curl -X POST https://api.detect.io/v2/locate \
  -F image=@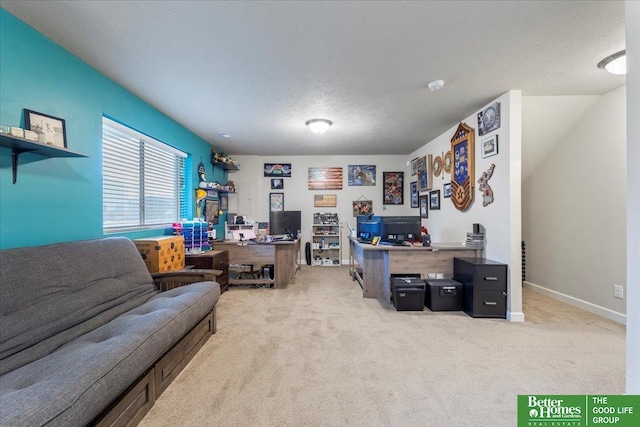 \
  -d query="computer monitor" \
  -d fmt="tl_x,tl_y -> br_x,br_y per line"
356,215 -> 381,242
269,210 -> 301,237
380,216 -> 421,243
